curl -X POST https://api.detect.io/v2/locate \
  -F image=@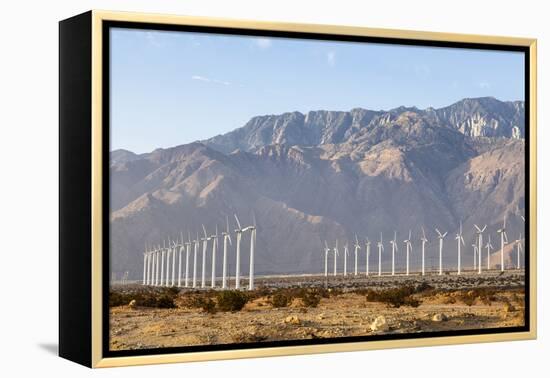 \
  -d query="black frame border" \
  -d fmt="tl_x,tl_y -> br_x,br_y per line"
101,20 -> 531,359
